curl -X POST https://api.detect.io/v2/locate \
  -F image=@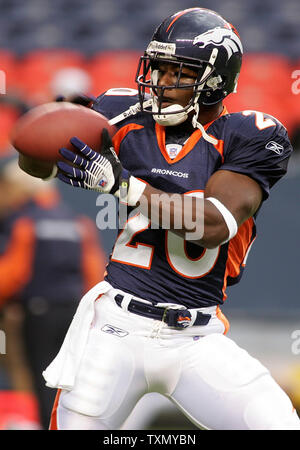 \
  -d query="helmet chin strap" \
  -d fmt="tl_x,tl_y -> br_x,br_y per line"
153,95 -> 218,145
191,102 -> 218,145
108,99 -> 152,126
152,99 -> 193,126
